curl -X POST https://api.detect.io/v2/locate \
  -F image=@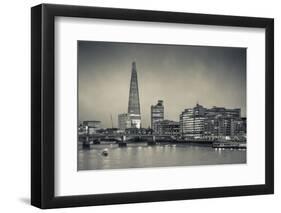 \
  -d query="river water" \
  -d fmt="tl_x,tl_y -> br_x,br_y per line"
78,143 -> 246,170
